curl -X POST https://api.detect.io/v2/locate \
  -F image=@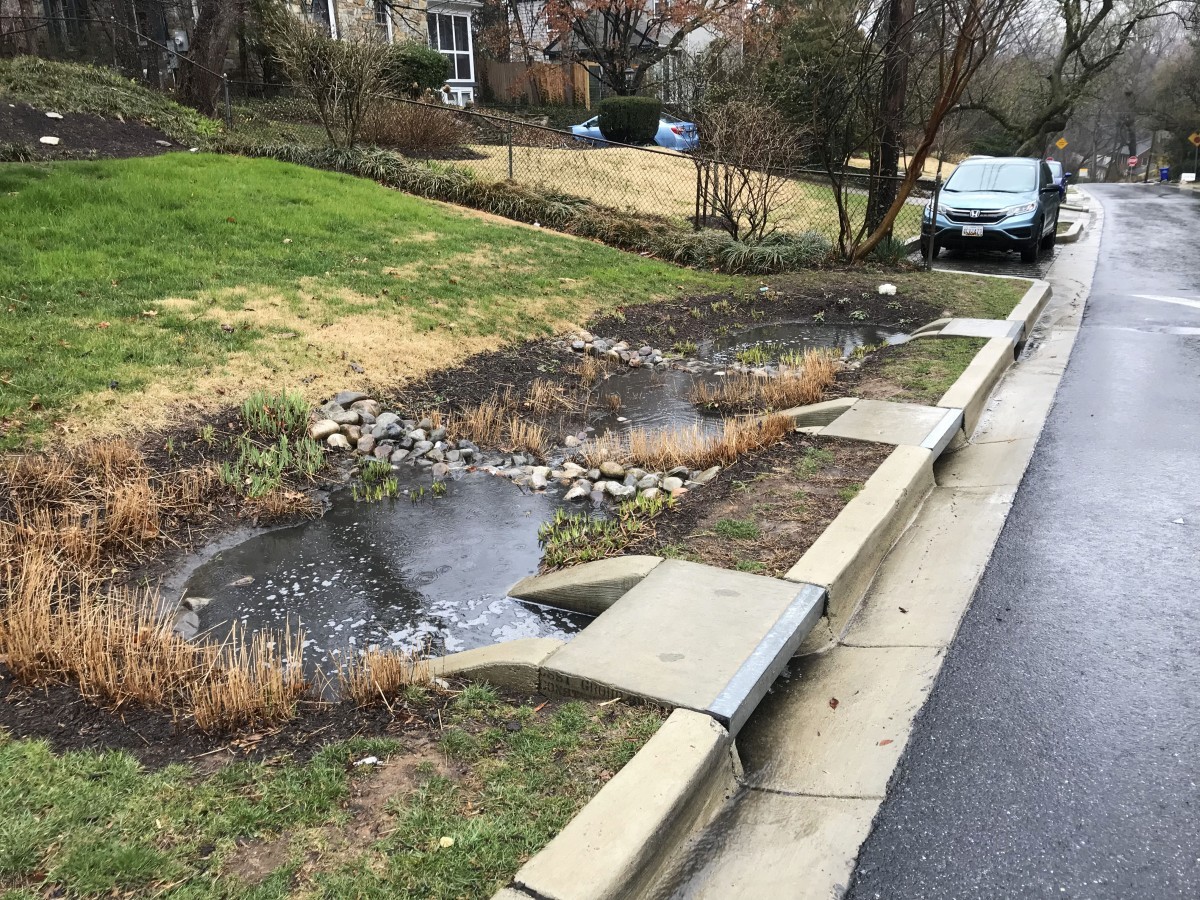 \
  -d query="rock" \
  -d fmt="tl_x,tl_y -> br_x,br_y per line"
172,609 -> 199,638
417,417 -> 433,431
427,448 -> 444,463
410,440 -> 433,458
562,461 -> 586,477
613,341 -> 630,352
446,449 -> 461,463
398,436 -> 414,450
45,111 -> 63,119
599,460 -> 625,479
661,476 -> 684,492
457,439 -> 478,451
629,357 -> 642,368
692,466 -> 721,485
390,450 -> 408,465
39,135 -> 60,145
181,596 -> 212,611
408,428 -> 427,442
578,330 -> 595,342
637,474 -> 660,490
459,447 -> 476,461
358,412 -> 376,426
511,453 -> 527,467
670,486 -> 689,499
376,412 -> 402,428
344,425 -> 362,442
606,482 -> 636,499
587,468 -> 601,481
641,487 -> 661,501
357,435 -> 376,454
309,419 -> 339,440
333,390 -> 369,407
532,465 -> 551,479
530,471 -> 548,490
592,339 -> 609,352
320,400 -> 345,418
571,339 -> 586,351
416,457 -> 433,469
327,433 -> 350,450
373,443 -> 392,459
330,409 -> 360,425
373,422 -> 403,440
429,426 -> 447,442
623,472 -> 639,487
564,480 -> 593,501
431,462 -> 451,480
619,350 -> 632,363
563,435 -> 582,448
606,350 -> 621,362
667,465 -> 690,477
350,399 -> 381,418
639,346 -> 653,356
